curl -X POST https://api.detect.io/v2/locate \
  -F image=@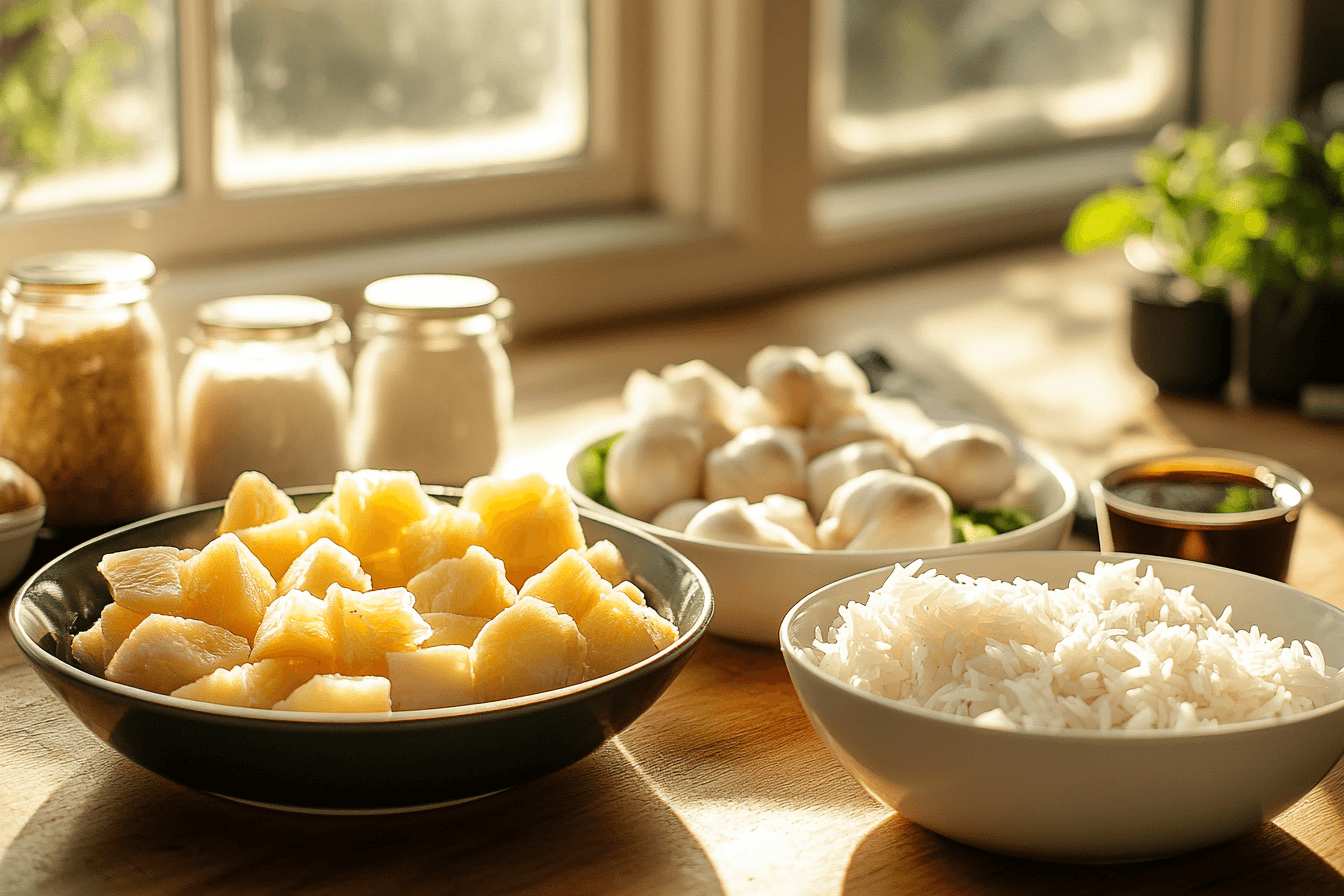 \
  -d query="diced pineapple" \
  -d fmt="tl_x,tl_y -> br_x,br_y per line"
398,502 -> 489,580
360,546 -> 407,591
171,657 -> 320,709
97,546 -> 186,616
100,602 -> 149,667
250,590 -> 338,670
460,473 -> 586,589
407,545 -> 517,617
325,584 -> 432,676
420,613 -> 490,648
613,580 -> 647,607
519,549 -> 609,622
472,596 -> 587,702
277,537 -> 371,598
271,674 -> 392,713
218,470 -> 298,534
331,469 -> 439,560
579,592 -> 679,678
103,614 -> 252,695
71,622 -> 106,676
179,533 -> 277,642
582,540 -> 631,588
387,645 -> 474,711
234,509 -> 348,582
